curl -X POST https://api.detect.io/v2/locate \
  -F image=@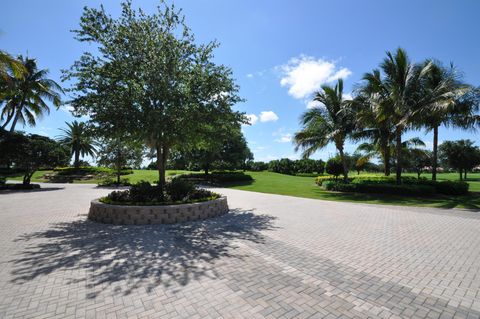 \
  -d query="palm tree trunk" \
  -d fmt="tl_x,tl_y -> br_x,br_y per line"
9,108 -> 21,132
337,144 -> 349,182
9,96 -> 26,132
74,150 -> 80,169
381,139 -> 390,176
464,170 -> 467,180
432,125 -> 438,181
459,170 -> 463,181
395,128 -> 402,185
1,108 -> 15,129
